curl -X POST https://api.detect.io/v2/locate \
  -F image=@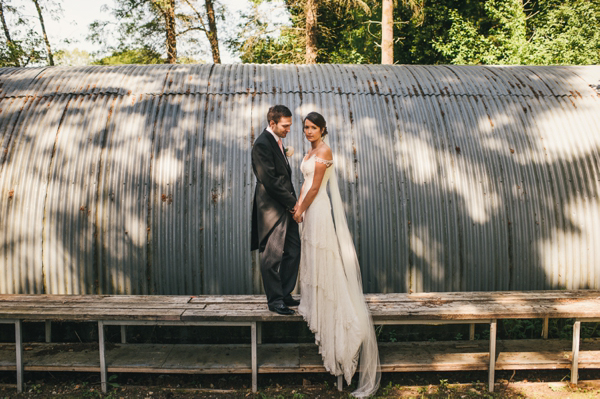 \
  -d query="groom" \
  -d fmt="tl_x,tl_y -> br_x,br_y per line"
251,105 -> 301,315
